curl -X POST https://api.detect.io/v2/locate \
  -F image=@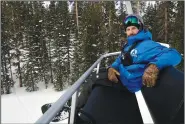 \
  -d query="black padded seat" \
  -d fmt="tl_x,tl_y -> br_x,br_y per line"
142,66 -> 184,124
